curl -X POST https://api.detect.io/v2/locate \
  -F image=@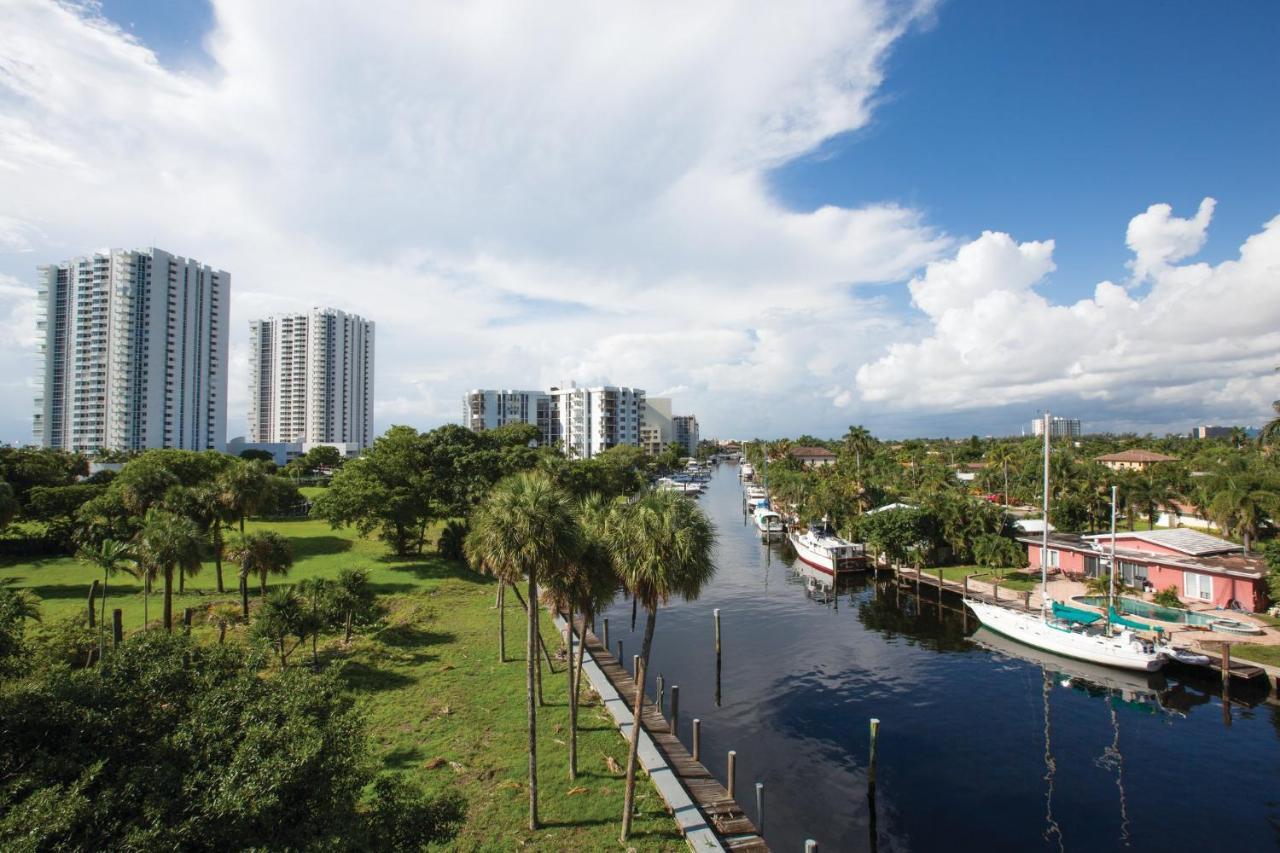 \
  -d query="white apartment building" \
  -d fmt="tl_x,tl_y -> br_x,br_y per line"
673,414 -> 700,457
549,385 -> 645,459
1032,416 -> 1082,438
462,389 -> 552,443
34,248 -> 229,453
248,308 -> 375,451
